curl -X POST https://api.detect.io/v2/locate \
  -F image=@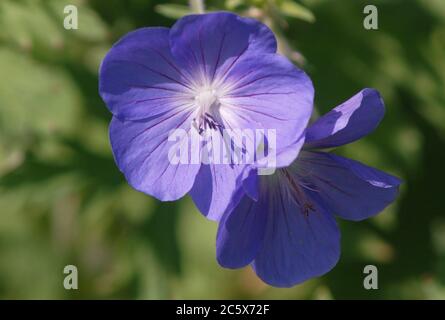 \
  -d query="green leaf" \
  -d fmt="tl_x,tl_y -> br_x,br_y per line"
225,0 -> 244,10
0,0 -> 108,48
0,48 -> 80,137
0,0 -> 63,48
46,0 -> 108,42
155,4 -> 191,19
279,0 -> 315,23
140,201 -> 183,276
